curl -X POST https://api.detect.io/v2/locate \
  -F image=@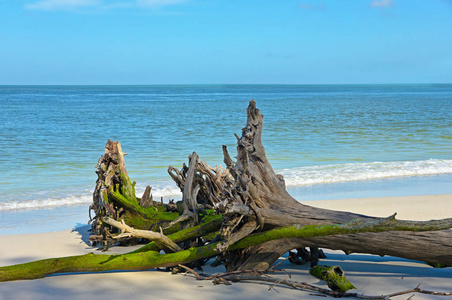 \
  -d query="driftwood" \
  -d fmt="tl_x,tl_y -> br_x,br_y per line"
101,217 -> 182,253
201,275 -> 452,299
214,100 -> 452,270
178,264 -> 452,299
310,265 -> 355,292
90,140 -> 180,237
1,215 -> 451,282
0,100 -> 451,298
